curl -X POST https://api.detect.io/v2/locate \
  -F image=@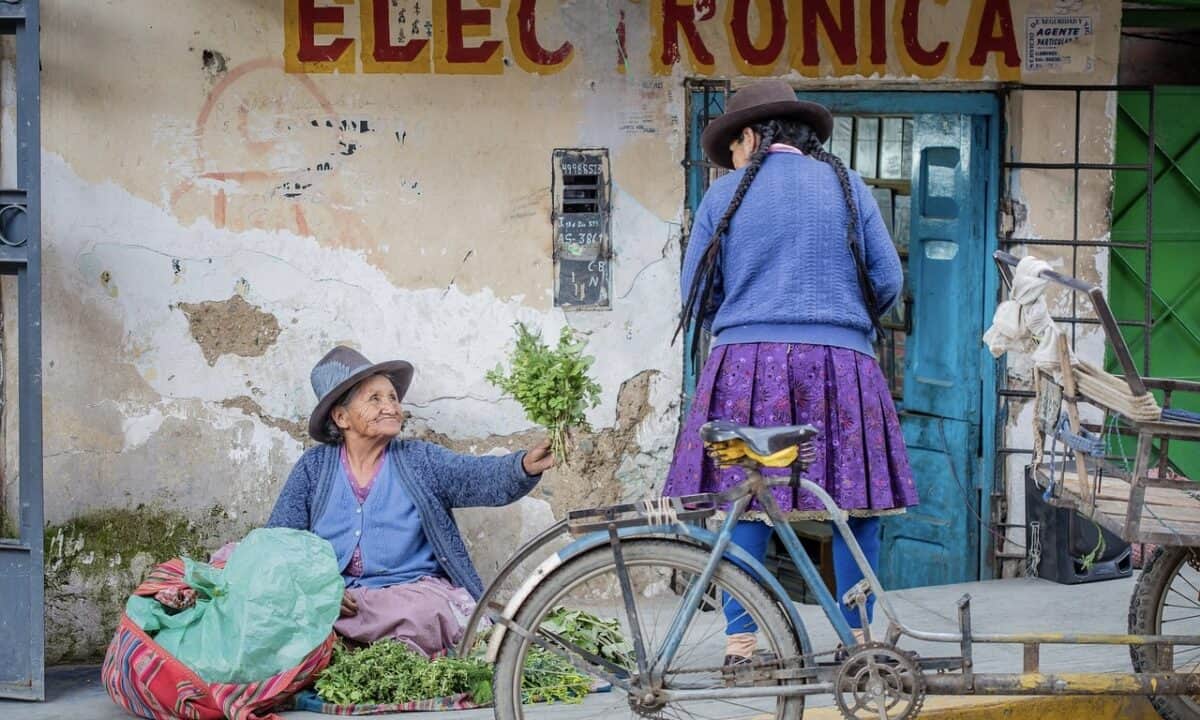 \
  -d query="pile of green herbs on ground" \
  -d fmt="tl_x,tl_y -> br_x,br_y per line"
486,322 -> 602,464
314,607 -> 630,706
315,640 -> 494,707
